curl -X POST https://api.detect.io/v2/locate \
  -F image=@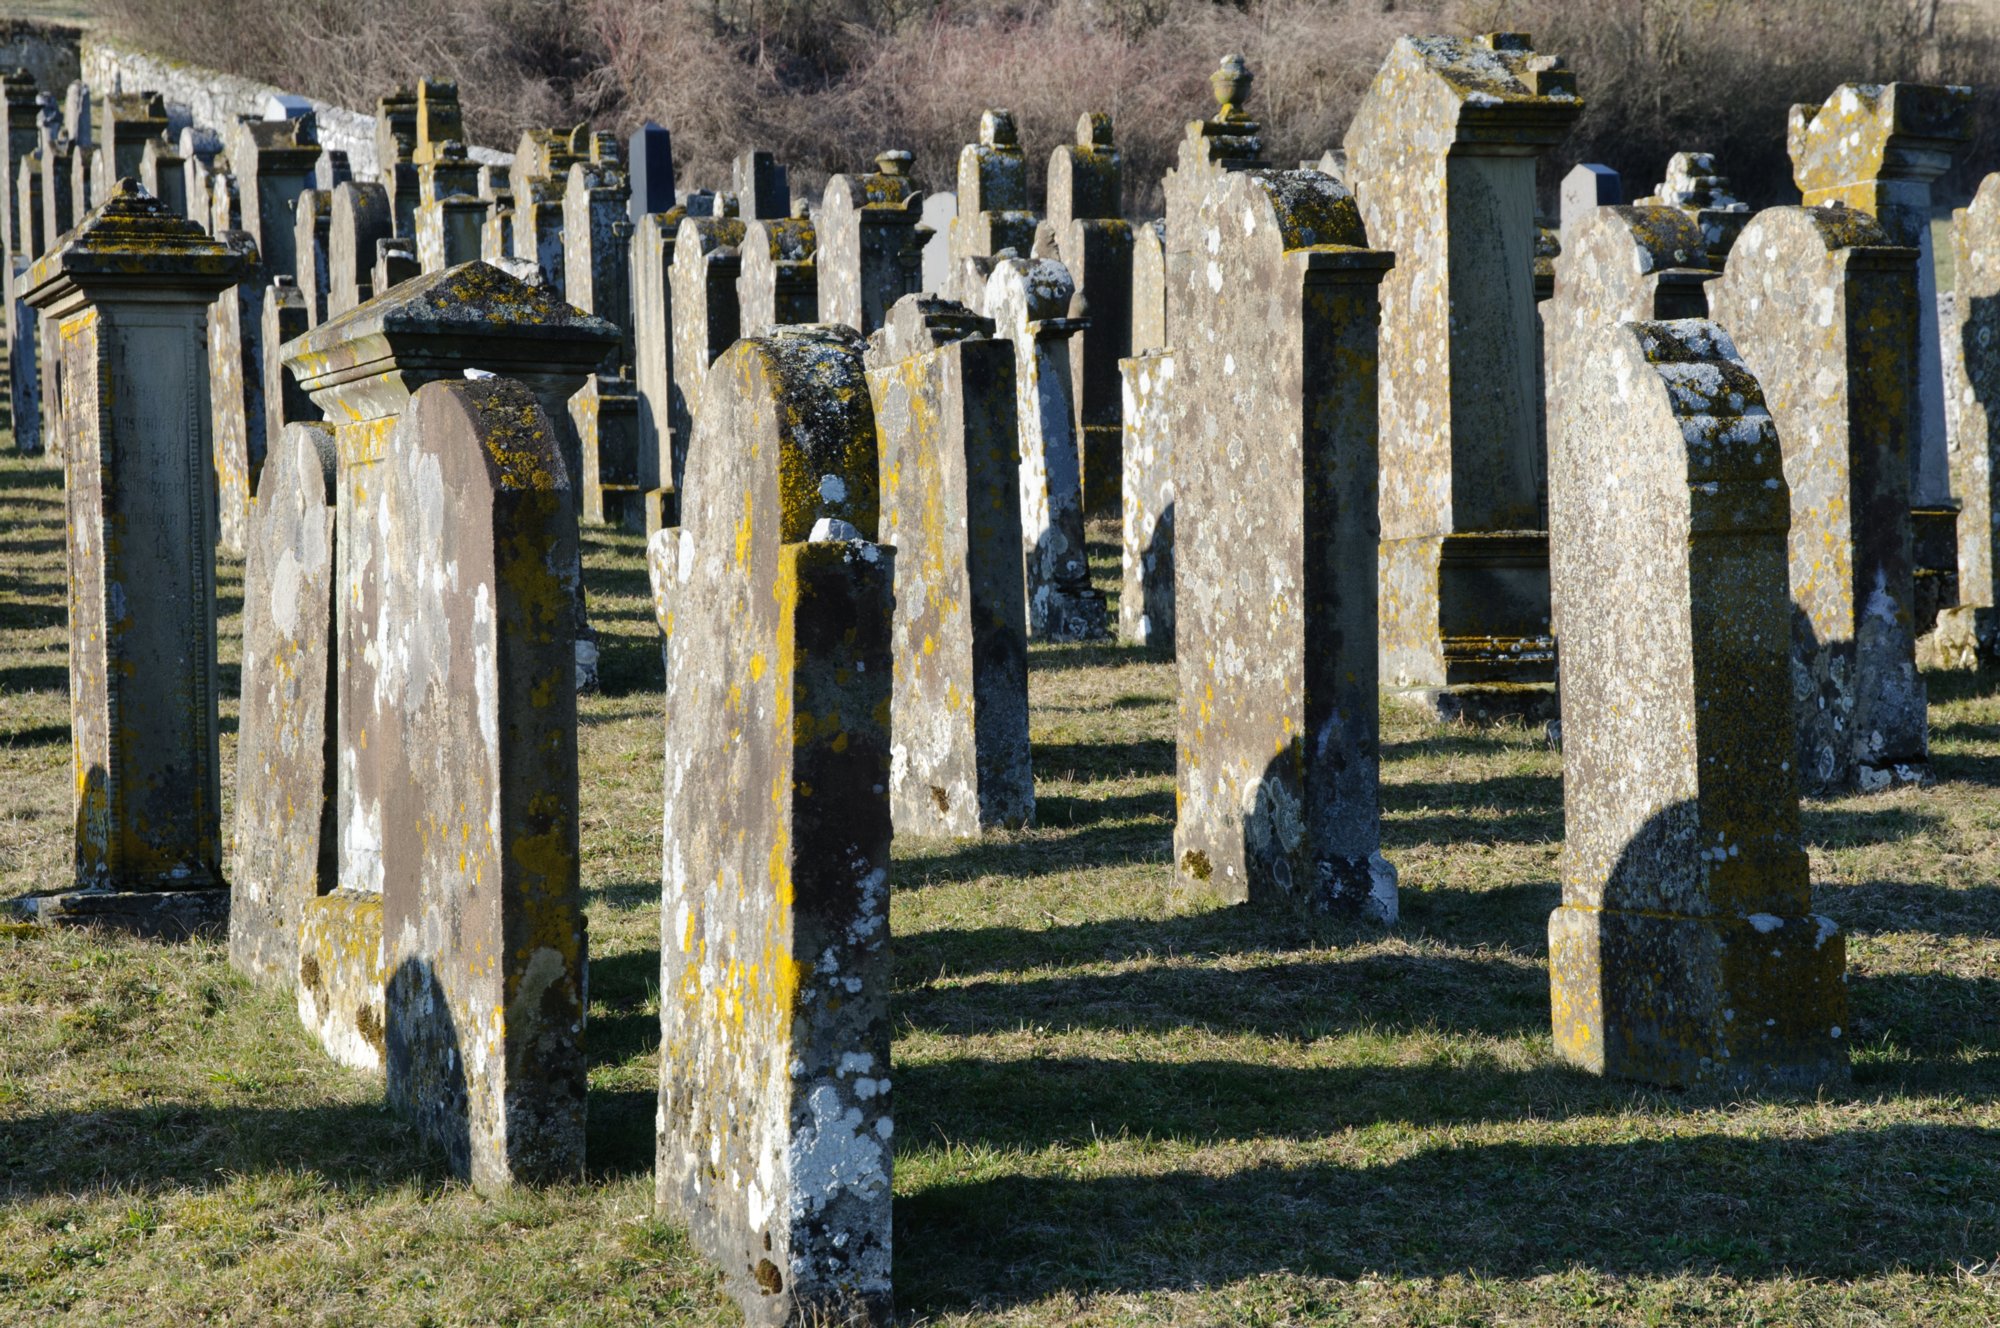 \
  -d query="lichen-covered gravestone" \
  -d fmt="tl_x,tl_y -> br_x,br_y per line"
667,212 -> 747,495
1635,151 -> 1750,264
817,150 -> 924,336
229,421 -> 338,989
946,110 -> 1036,296
1344,33 -> 1580,720
1790,83 -> 1973,629
1708,206 -> 1931,792
1162,56 -> 1265,347
13,180 -> 246,937
867,294 -> 1033,835
985,255 -> 1107,641
1547,317 -> 1847,1090
1937,174 -> 2000,663
1118,346 -> 1174,648
1168,166 -> 1396,920
739,215 -> 818,337
1545,205 -> 1718,385
658,326 -> 894,1326
210,228 -> 268,557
